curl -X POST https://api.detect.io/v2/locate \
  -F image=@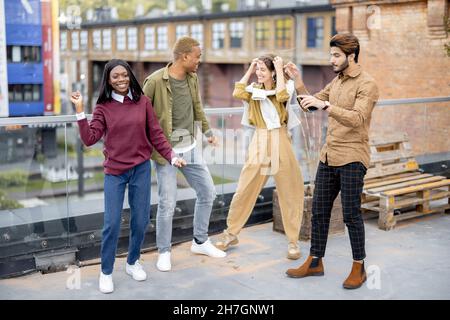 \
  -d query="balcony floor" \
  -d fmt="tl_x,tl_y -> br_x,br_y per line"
1,214 -> 450,300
